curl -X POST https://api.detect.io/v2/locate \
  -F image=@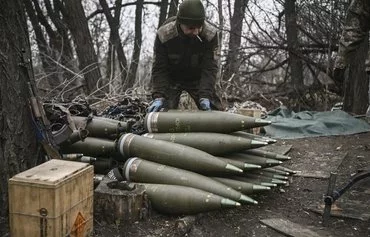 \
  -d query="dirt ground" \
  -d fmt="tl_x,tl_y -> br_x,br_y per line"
93,132 -> 370,237
1,132 -> 369,237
